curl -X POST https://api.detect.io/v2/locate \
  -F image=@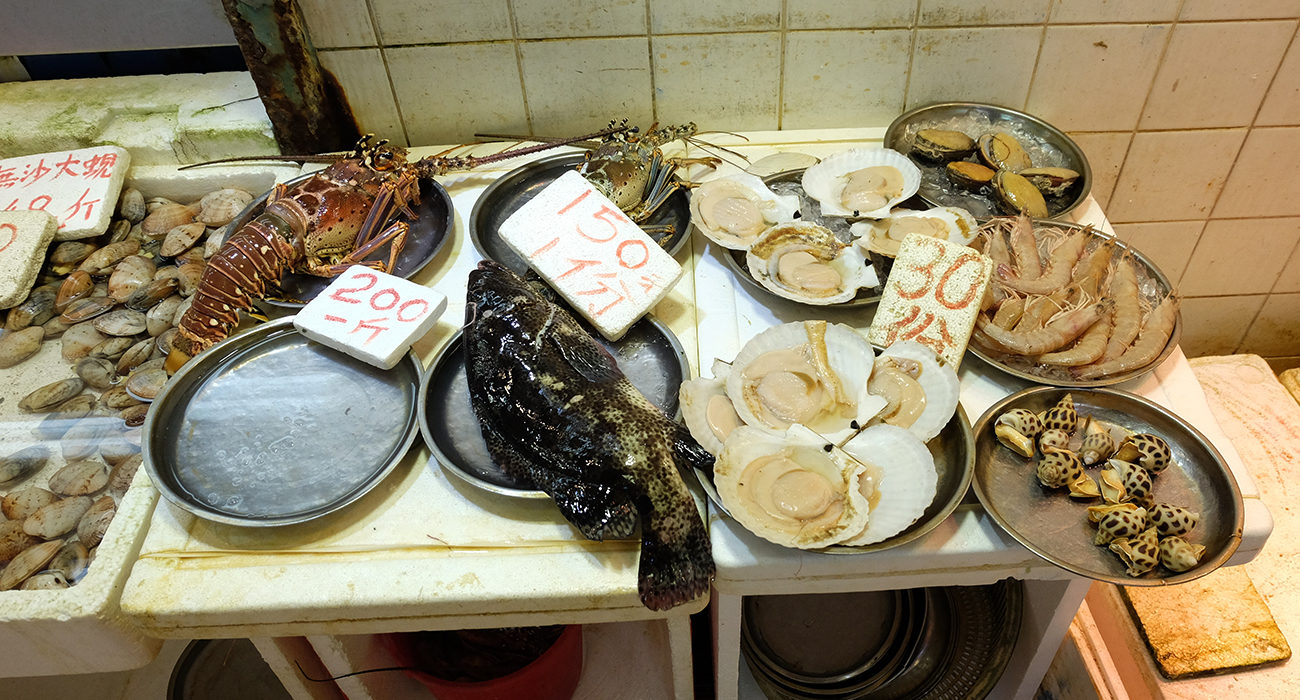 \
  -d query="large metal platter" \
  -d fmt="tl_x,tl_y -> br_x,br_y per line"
966,219 -> 1182,388
700,405 -> 975,555
720,168 -> 888,310
469,152 -> 691,274
144,317 -> 422,526
224,173 -> 454,311
884,102 -> 1092,220
418,315 -> 690,499
972,387 -> 1243,586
